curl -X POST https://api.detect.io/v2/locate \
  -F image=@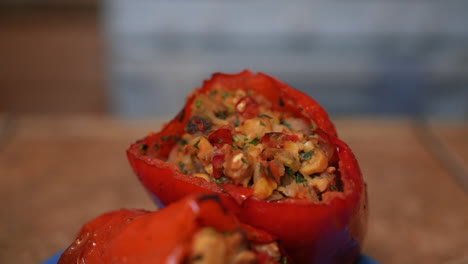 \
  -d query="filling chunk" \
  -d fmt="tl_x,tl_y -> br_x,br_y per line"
188,227 -> 282,264
166,89 -> 342,201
